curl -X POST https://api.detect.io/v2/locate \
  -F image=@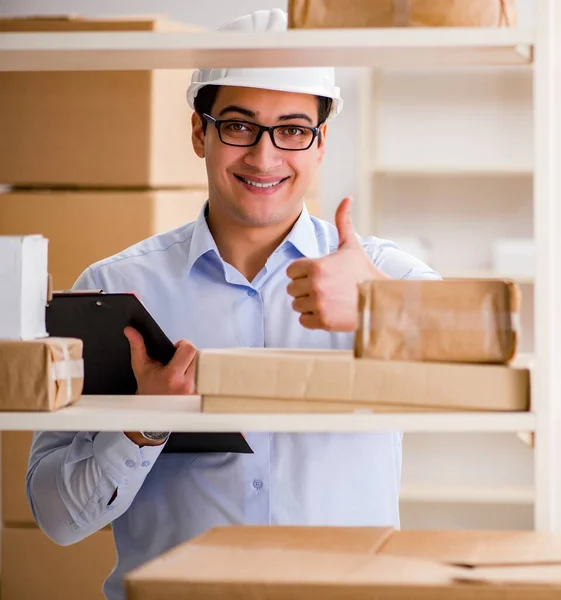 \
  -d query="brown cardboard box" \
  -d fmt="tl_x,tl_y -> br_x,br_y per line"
197,348 -> 530,413
288,0 -> 517,28
0,188 -> 207,289
355,279 -> 520,364
126,525 -> 561,600
0,338 -> 83,411
1,432 -> 34,525
0,16 -> 207,187
1,527 -> 116,600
